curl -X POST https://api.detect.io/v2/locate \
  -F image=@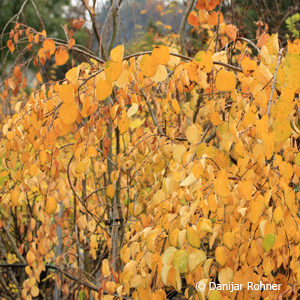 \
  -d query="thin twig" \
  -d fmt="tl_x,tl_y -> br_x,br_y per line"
267,48 -> 284,116
223,37 -> 260,54
140,90 -> 164,136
